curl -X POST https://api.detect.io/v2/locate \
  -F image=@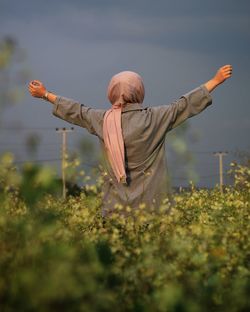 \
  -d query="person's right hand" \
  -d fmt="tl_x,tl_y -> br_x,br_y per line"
28,80 -> 47,98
